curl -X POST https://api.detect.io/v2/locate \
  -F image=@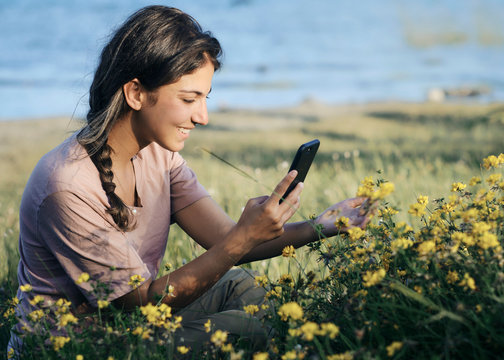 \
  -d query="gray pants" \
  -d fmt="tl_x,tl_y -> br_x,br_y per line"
174,268 -> 270,350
